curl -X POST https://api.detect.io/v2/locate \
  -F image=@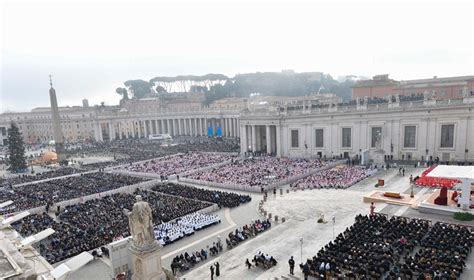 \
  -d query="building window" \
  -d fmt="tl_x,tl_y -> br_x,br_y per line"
291,130 -> 299,148
315,128 -> 324,148
403,126 -> 416,148
440,124 -> 454,148
371,127 -> 382,148
342,127 -> 351,148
